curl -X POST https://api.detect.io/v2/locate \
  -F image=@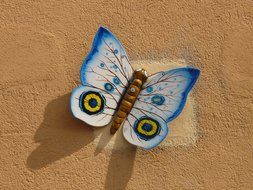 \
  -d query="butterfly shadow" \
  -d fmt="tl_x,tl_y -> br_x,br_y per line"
104,132 -> 137,190
91,119 -> 136,189
105,150 -> 137,189
26,93 -> 98,170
